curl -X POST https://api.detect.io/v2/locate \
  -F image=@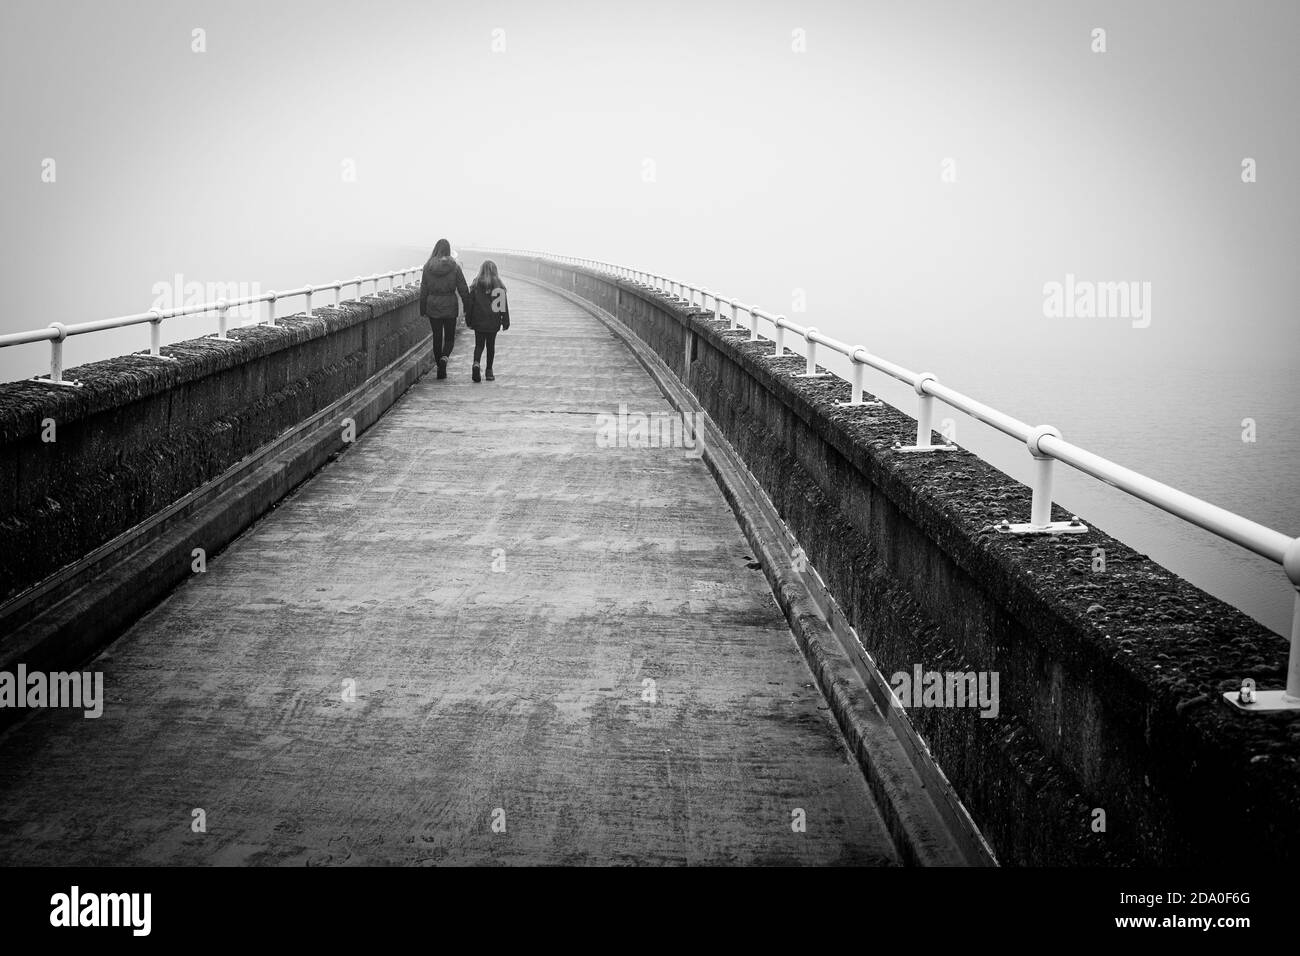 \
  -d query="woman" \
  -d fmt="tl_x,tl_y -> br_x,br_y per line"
465,260 -> 510,382
419,239 -> 471,379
